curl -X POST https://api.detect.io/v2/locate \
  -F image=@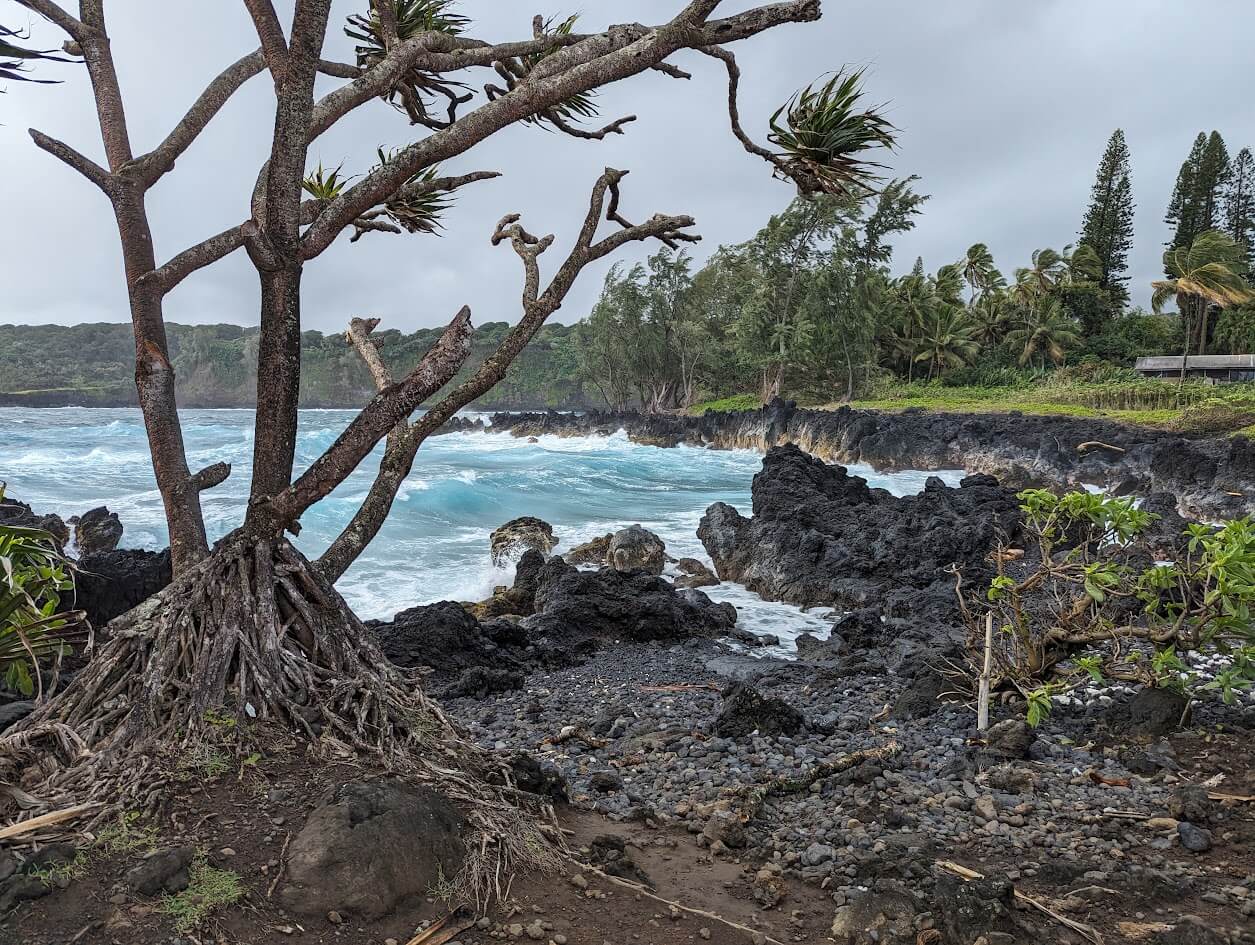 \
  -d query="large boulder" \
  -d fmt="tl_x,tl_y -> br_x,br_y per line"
698,445 -> 1021,659
280,780 -> 466,919
70,506 -> 123,555
76,548 -> 171,629
713,682 -> 803,738
524,557 -> 736,654
607,525 -> 666,575
489,516 -> 557,566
